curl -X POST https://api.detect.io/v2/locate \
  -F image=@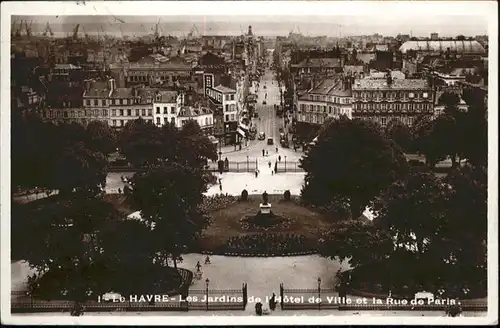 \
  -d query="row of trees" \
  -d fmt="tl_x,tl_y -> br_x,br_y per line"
385,87 -> 487,169
301,112 -> 487,292
12,113 -> 217,312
